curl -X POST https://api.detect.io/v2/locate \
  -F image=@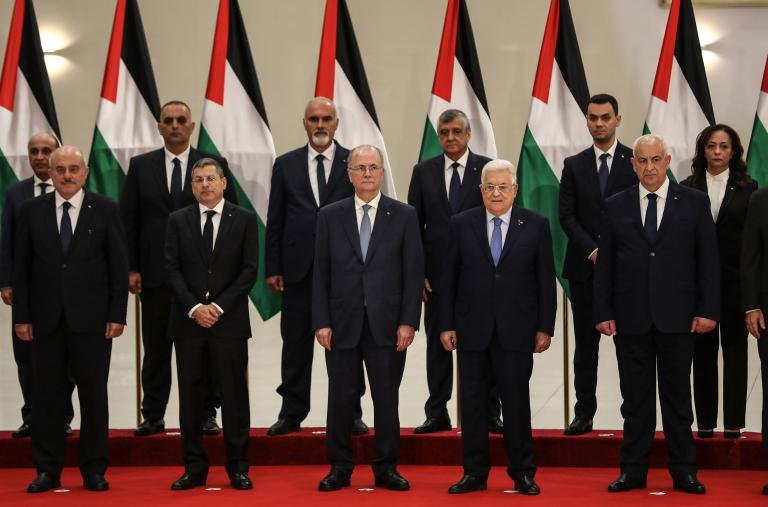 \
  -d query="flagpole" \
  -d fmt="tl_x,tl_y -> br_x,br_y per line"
134,295 -> 142,428
562,290 -> 570,429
